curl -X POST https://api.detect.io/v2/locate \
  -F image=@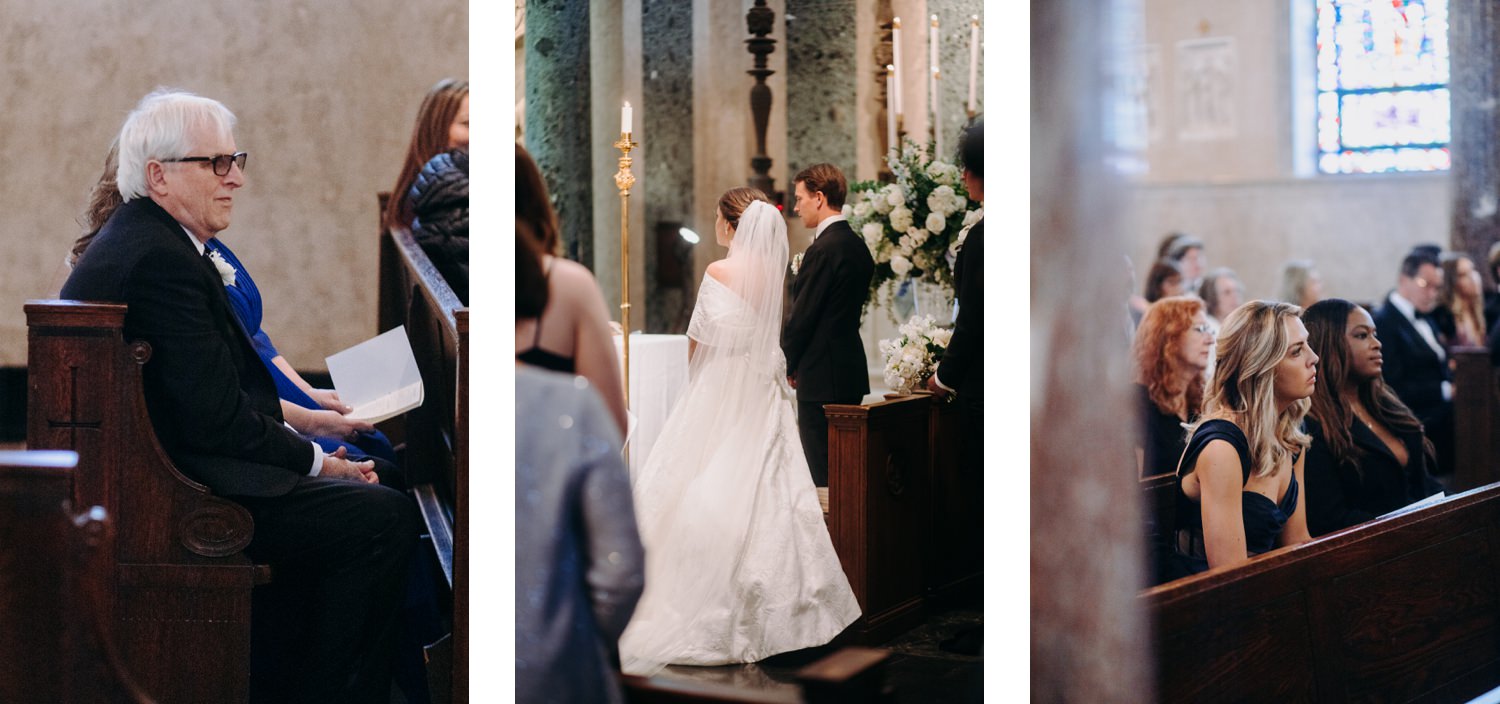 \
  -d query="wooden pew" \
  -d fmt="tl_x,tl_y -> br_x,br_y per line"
1452,345 -> 1500,493
26,301 -> 263,704
378,218 -> 469,704
1140,472 -> 1176,586
823,393 -> 980,644
1145,481 -> 1500,702
622,647 -> 892,703
0,451 -> 156,704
